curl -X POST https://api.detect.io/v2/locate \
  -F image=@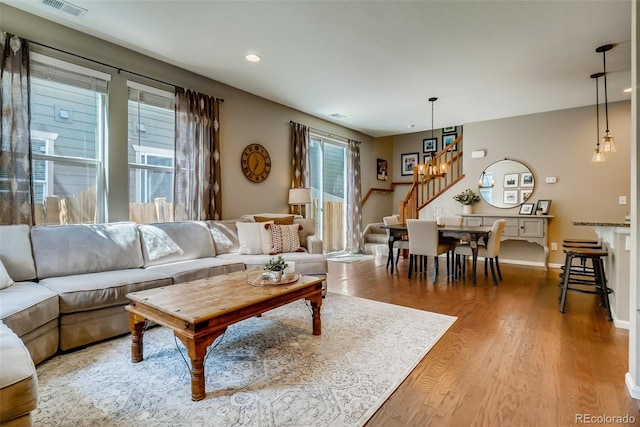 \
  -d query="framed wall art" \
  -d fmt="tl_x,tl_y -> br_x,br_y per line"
377,158 -> 388,181
504,173 -> 519,188
503,190 -> 518,204
520,172 -> 534,187
519,203 -> 534,215
536,199 -> 551,214
401,153 -> 419,176
443,133 -> 457,151
443,126 -> 456,132
423,138 -> 437,153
